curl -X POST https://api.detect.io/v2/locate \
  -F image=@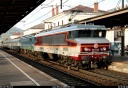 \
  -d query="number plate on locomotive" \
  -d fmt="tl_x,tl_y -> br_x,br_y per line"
92,49 -> 99,52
